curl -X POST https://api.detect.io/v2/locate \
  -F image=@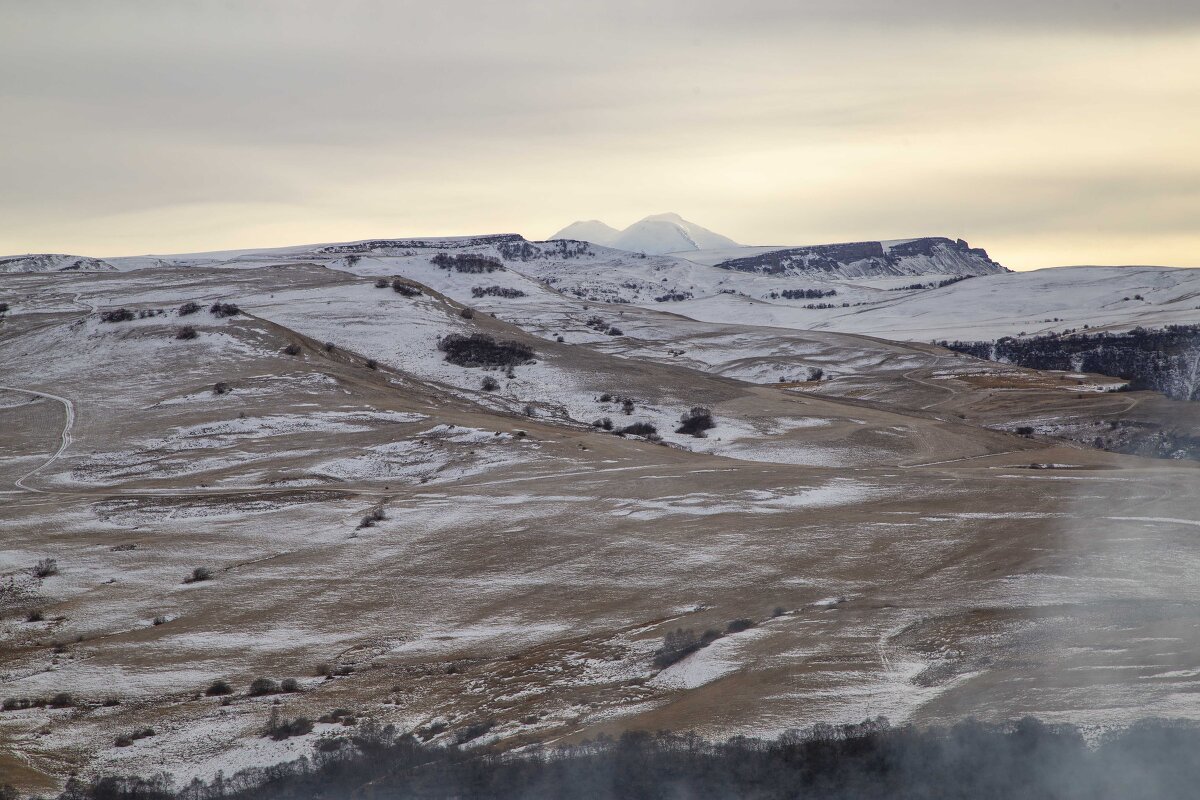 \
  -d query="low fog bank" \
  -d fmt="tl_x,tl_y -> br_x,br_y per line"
43,716 -> 1200,800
